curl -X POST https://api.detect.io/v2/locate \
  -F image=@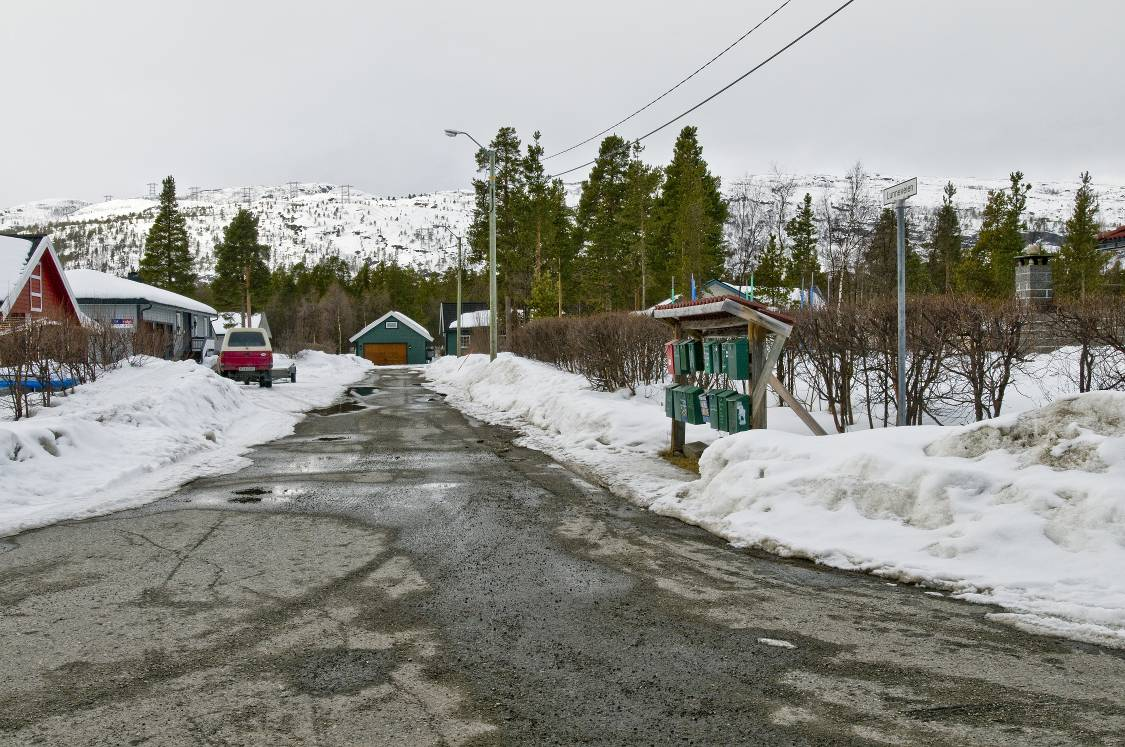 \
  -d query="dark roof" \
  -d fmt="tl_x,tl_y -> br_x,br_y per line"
1097,226 -> 1125,242
654,294 -> 796,326
439,301 -> 487,330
